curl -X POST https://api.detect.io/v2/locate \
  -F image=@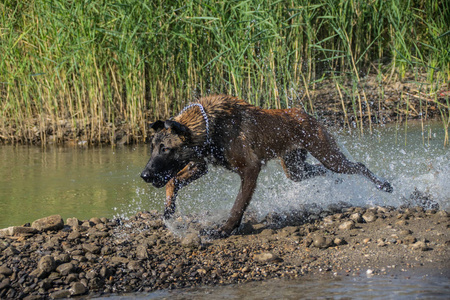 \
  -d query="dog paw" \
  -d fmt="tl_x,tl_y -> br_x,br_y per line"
163,209 -> 175,220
